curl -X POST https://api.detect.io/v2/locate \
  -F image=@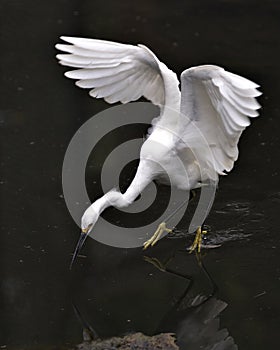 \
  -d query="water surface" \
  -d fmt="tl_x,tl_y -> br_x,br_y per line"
1,0 -> 280,349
